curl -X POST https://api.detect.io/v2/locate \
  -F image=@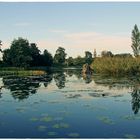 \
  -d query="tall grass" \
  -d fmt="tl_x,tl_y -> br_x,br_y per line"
91,57 -> 140,76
